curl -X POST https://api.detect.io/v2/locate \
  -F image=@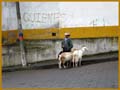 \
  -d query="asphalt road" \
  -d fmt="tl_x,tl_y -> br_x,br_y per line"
2,60 -> 118,88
